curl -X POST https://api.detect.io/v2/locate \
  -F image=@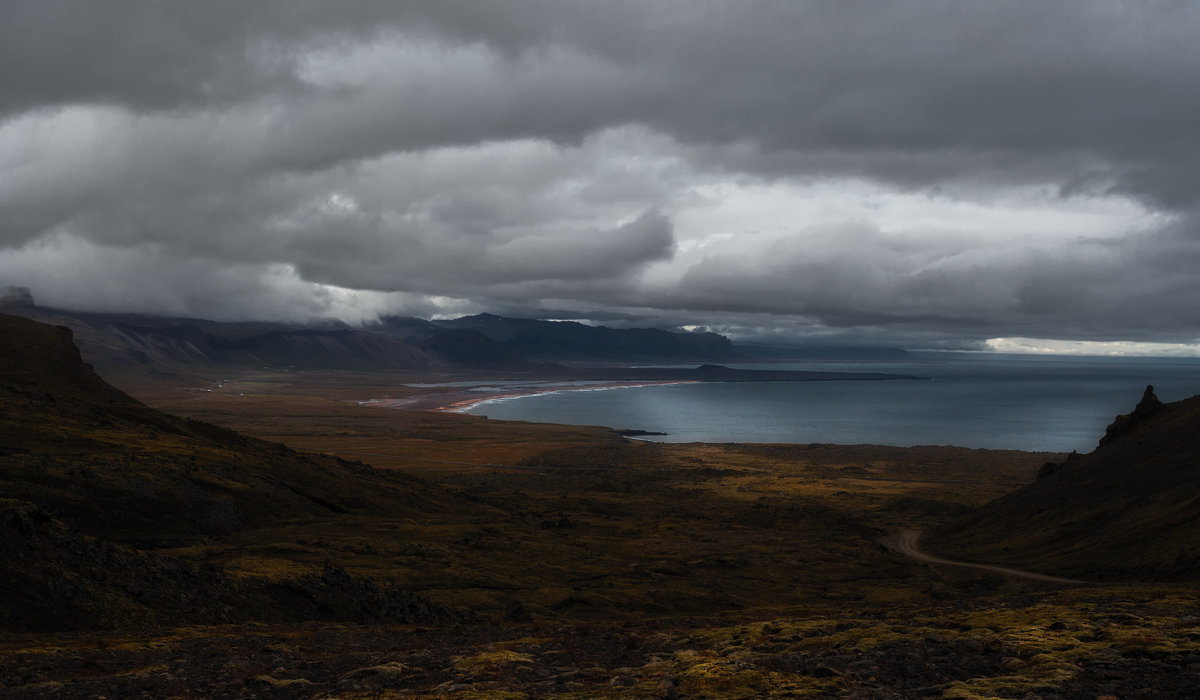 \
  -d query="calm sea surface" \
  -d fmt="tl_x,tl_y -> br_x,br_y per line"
462,353 -> 1200,452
